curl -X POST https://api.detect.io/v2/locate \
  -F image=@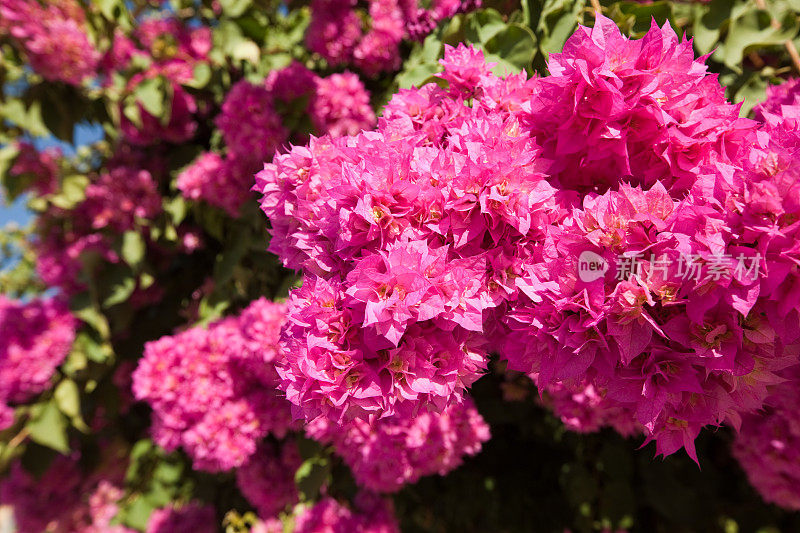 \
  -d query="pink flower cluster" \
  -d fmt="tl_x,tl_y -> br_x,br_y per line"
732,370 -> 800,511
270,274 -> 489,421
216,80 -> 288,166
0,296 -> 77,429
306,0 -> 480,72
35,215 -> 119,295
133,18 -> 212,66
0,0 -> 100,85
404,0 -> 481,41
293,493 -> 399,533
116,17 -> 211,146
727,78 -> 800,508
258,16 -> 800,459
306,398 -> 489,492
311,73 -> 377,138
177,151 -> 247,217
83,166 -> 162,232
179,65 -> 374,215
9,141 -> 61,196
0,448 -> 133,533
536,376 -> 641,437
120,64 -> 199,146
754,76 -> 800,126
35,158 -> 162,294
0,455 -> 84,533
145,502 -> 216,533
236,441 -> 301,519
132,298 -> 295,472
73,480 -> 135,533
